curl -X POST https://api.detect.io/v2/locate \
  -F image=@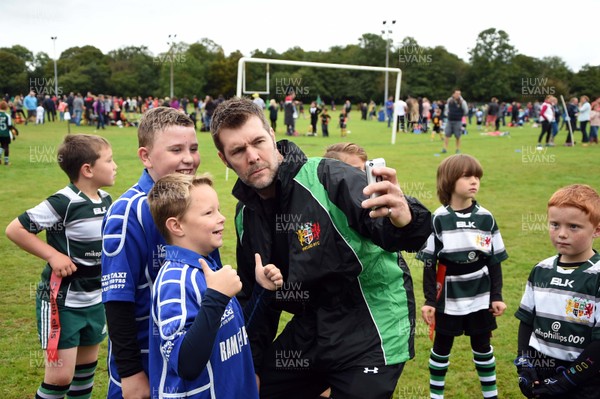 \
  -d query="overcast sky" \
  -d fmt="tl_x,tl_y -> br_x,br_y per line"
3,0 -> 599,72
